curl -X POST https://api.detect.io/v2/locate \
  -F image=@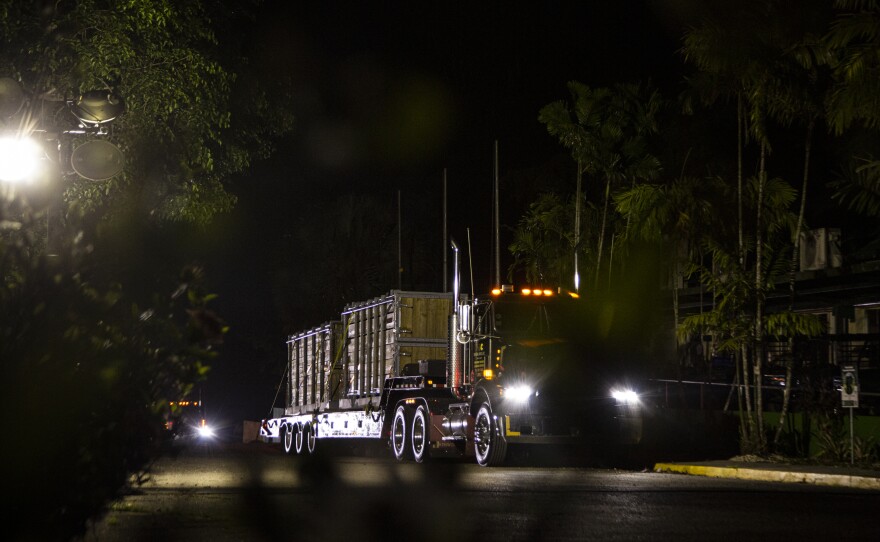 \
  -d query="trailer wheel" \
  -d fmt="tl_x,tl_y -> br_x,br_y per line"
294,423 -> 305,455
474,403 -> 507,467
305,422 -> 317,454
391,406 -> 410,461
281,424 -> 295,455
411,405 -> 430,463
